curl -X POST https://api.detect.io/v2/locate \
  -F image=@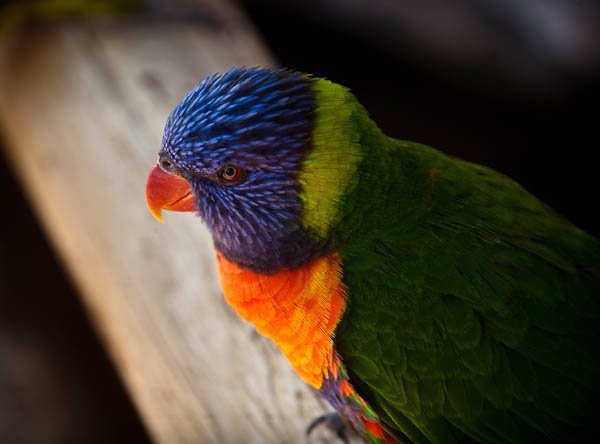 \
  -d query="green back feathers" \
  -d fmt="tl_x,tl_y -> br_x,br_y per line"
294,76 -> 599,442
305,81 -> 600,443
